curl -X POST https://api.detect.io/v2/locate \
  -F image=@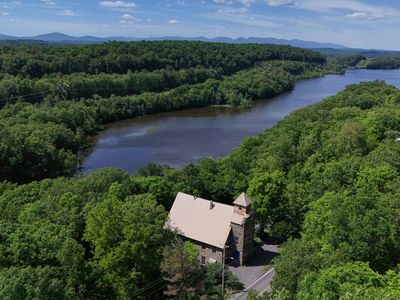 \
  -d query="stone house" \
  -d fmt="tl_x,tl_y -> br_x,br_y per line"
165,192 -> 255,266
